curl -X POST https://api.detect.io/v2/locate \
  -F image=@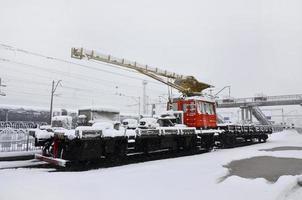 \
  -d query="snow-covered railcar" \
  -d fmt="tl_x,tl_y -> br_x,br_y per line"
37,124 -> 129,166
34,108 -> 272,167
217,124 -> 271,148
